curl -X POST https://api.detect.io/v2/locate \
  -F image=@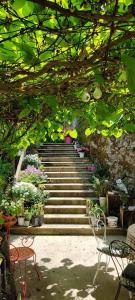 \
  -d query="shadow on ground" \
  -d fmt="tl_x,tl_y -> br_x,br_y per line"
13,257 -> 128,300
